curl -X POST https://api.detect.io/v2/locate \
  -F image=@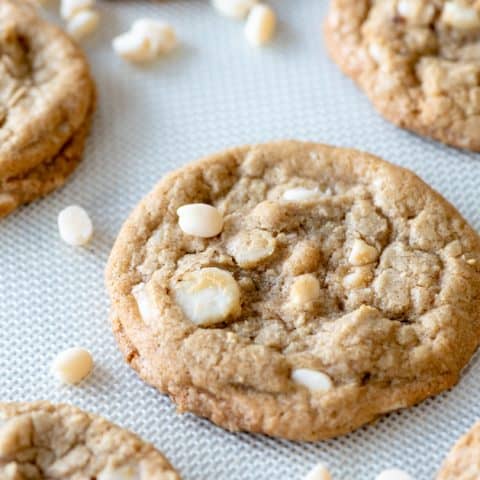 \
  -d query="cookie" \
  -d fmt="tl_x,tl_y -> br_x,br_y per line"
106,141 -> 480,441
437,421 -> 480,479
0,402 -> 181,479
325,0 -> 480,151
0,0 -> 95,216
